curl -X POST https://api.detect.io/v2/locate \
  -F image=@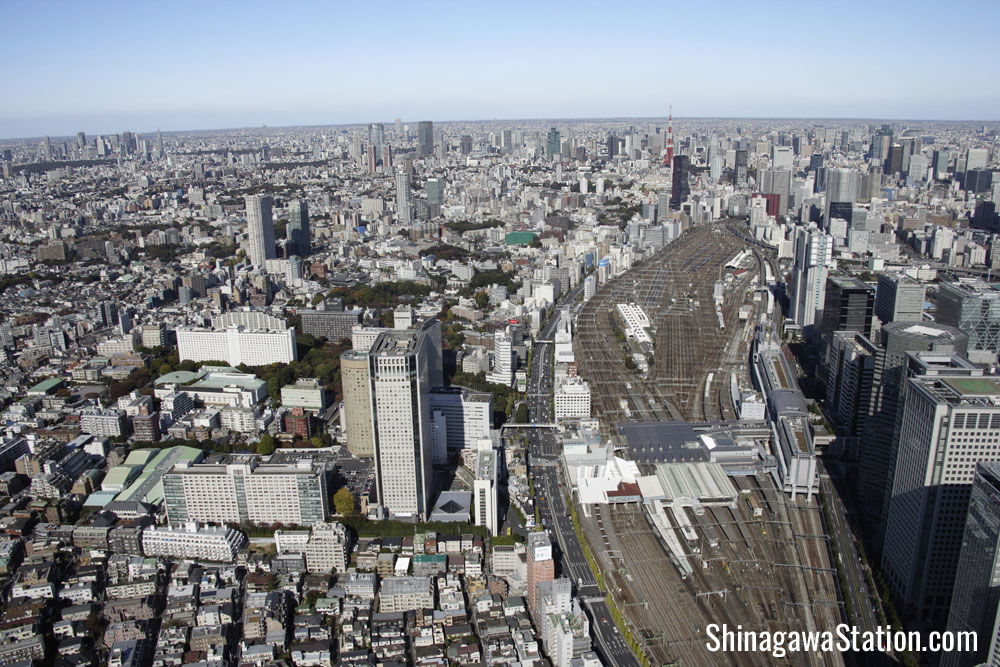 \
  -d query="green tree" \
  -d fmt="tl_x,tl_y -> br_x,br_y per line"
333,487 -> 355,516
256,433 -> 276,456
474,291 -> 489,310
514,403 -> 529,424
